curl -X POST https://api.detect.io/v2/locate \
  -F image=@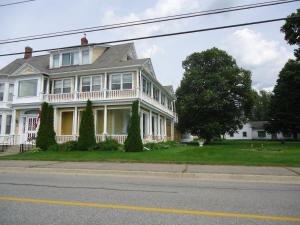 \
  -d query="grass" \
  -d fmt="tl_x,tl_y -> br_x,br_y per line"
1,140 -> 300,167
